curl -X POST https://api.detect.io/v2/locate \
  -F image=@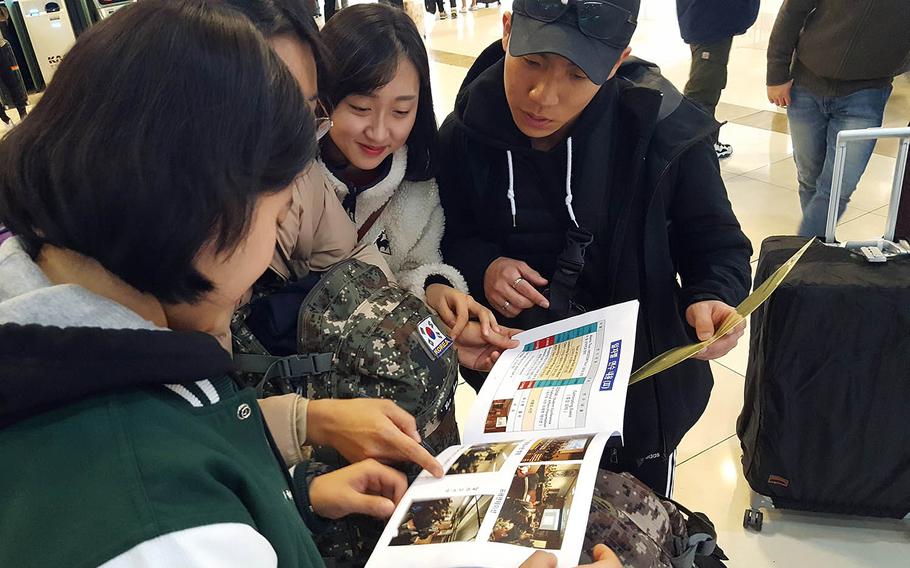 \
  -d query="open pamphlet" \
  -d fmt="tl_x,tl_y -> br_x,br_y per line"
366,301 -> 640,568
